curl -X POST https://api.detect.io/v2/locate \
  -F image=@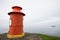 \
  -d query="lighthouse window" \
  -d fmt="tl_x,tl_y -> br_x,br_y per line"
9,19 -> 12,25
